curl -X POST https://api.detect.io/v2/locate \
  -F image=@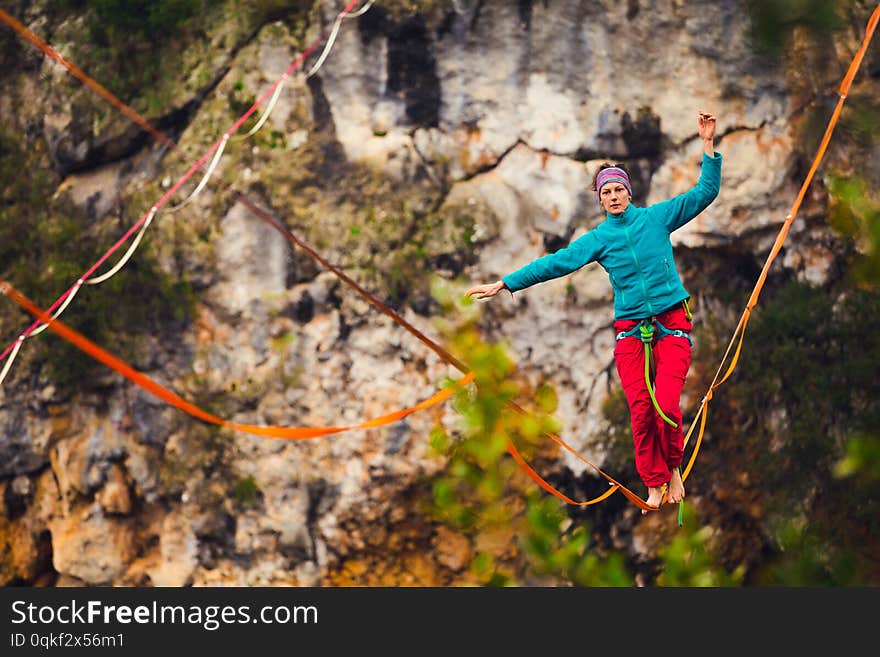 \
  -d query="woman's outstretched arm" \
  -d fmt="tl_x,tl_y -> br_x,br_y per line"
651,110 -> 722,232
